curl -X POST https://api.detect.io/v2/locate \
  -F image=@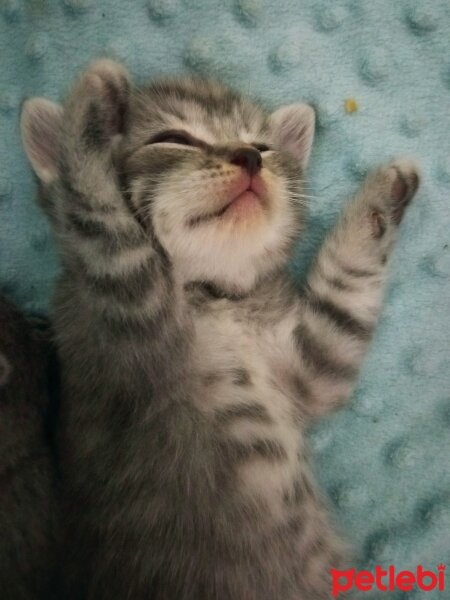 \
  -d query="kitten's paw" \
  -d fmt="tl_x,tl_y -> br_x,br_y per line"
366,159 -> 420,237
384,159 -> 420,224
66,59 -> 131,149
